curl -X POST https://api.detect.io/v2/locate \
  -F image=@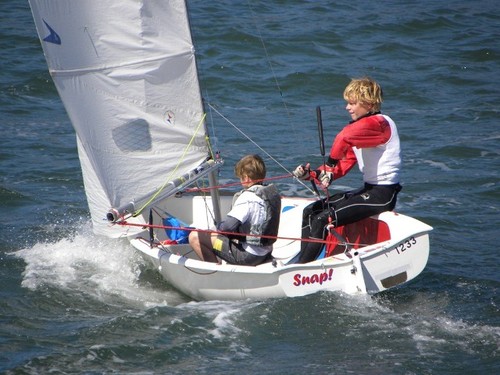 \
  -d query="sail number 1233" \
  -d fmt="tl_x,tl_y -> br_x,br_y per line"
394,237 -> 417,254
